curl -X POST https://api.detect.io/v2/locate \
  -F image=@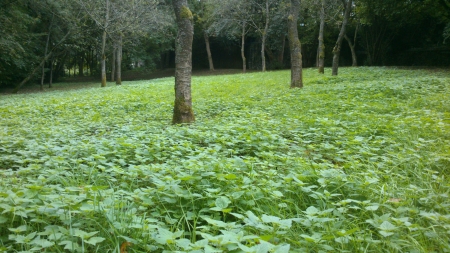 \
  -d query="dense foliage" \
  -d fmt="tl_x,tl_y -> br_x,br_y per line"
0,68 -> 449,252
1,0 -> 449,89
